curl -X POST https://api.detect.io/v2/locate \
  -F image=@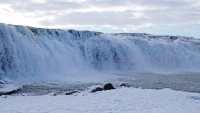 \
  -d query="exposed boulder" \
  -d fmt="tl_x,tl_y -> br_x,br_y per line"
90,83 -> 115,93
65,90 -> 79,95
103,83 -> 115,90
91,87 -> 103,93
